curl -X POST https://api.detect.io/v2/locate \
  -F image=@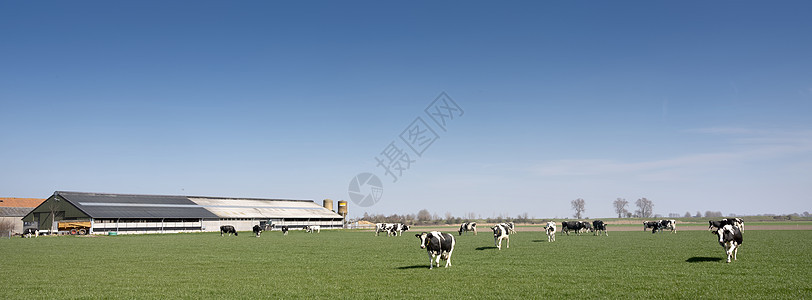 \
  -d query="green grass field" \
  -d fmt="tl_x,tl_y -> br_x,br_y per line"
1,230 -> 810,299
